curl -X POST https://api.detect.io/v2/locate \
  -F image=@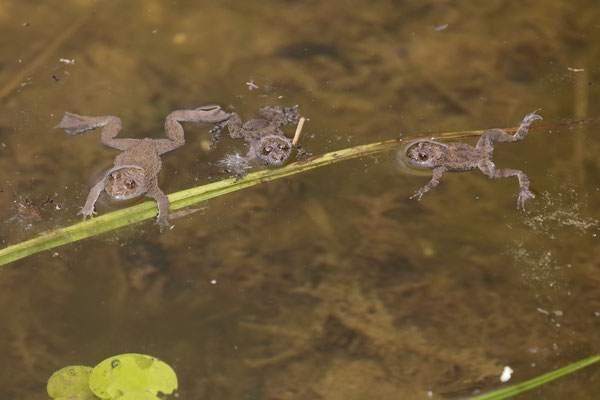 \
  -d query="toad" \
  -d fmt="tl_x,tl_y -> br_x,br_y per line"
215,105 -> 305,176
405,110 -> 541,209
56,106 -> 231,229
